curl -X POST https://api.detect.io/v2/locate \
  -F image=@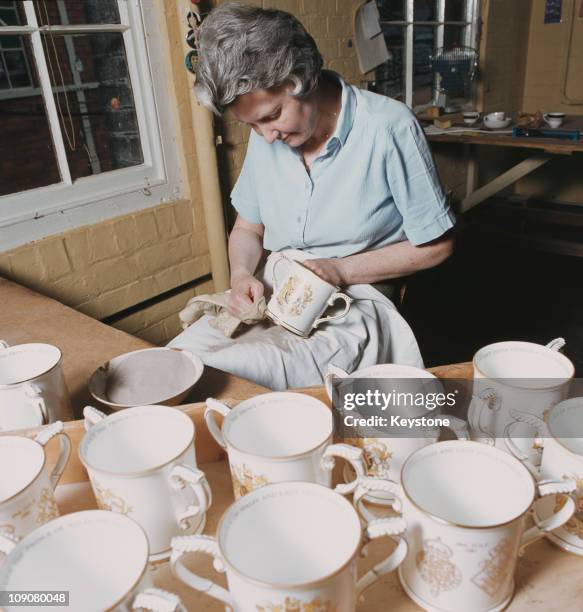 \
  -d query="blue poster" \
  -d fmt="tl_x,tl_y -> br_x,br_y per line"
544,0 -> 562,24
